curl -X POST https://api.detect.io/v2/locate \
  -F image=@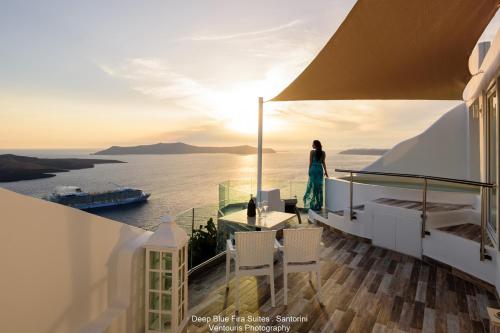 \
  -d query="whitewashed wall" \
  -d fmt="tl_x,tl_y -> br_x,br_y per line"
0,189 -> 151,333
364,103 -> 480,181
